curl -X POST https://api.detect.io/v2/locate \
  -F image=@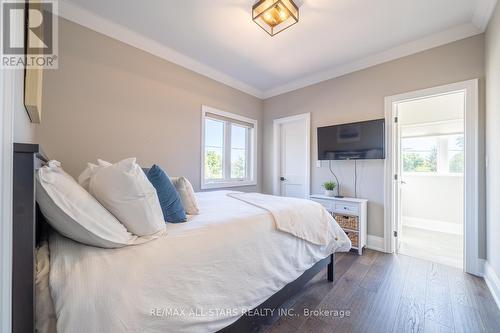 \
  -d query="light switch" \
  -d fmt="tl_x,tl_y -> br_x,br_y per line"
316,161 -> 322,168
